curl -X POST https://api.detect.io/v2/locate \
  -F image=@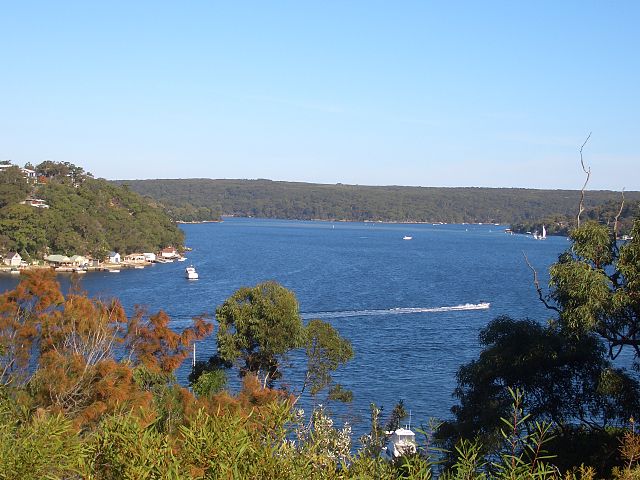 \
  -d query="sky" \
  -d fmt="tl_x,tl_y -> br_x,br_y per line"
1,1 -> 639,190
